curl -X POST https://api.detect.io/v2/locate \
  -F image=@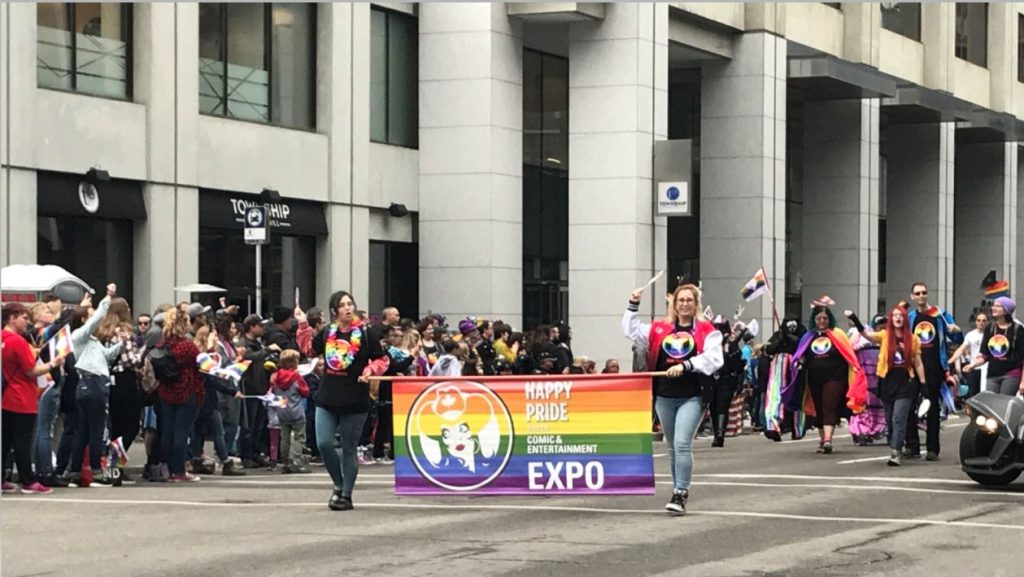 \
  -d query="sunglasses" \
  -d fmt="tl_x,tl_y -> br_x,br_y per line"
913,291 -> 928,296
